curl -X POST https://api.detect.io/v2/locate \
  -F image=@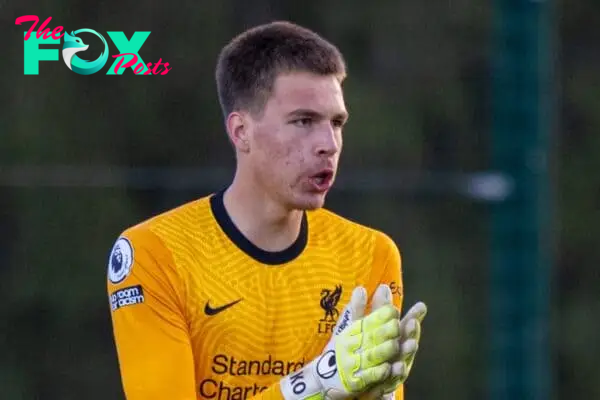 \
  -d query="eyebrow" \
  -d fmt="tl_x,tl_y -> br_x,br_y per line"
287,108 -> 349,122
